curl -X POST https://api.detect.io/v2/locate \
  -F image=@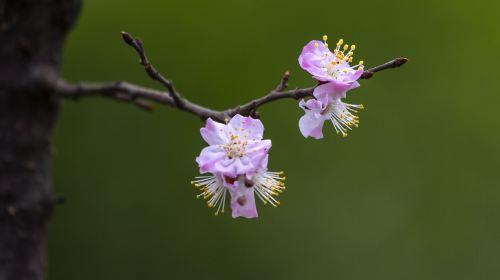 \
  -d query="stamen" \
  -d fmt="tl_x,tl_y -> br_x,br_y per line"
253,171 -> 286,207
324,101 -> 364,137
191,175 -> 227,215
